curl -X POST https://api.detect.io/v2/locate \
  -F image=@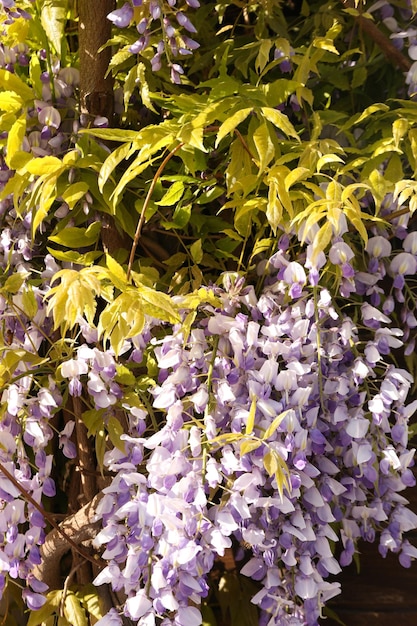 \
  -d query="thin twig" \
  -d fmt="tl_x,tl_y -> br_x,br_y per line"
0,461 -> 98,566
127,142 -> 184,281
